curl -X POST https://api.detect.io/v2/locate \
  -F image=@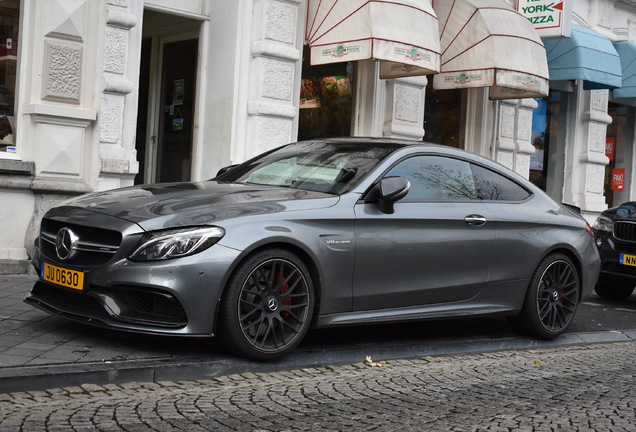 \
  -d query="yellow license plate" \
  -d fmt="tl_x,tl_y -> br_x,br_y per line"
41,262 -> 85,290
619,254 -> 636,267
